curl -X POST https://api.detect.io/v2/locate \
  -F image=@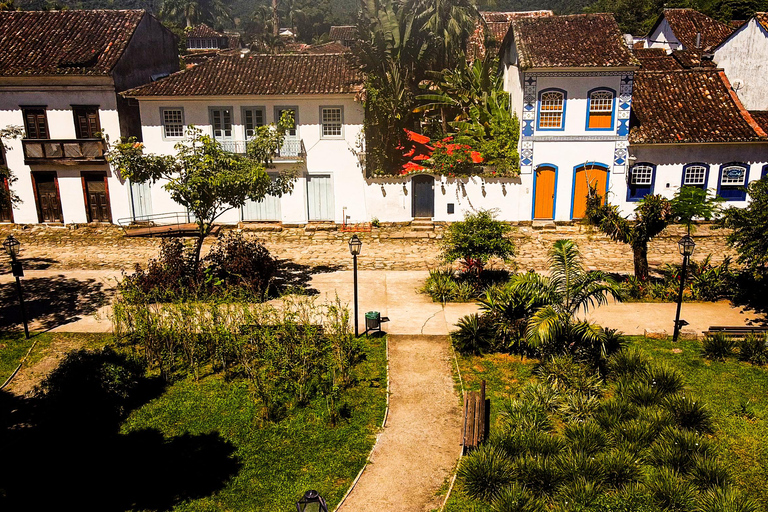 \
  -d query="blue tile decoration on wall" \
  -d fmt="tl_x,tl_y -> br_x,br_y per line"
613,73 -> 633,174
521,75 -> 537,172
